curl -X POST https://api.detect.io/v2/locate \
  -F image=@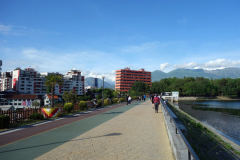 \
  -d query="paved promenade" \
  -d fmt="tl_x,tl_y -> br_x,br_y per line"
36,100 -> 173,160
0,100 -> 174,160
